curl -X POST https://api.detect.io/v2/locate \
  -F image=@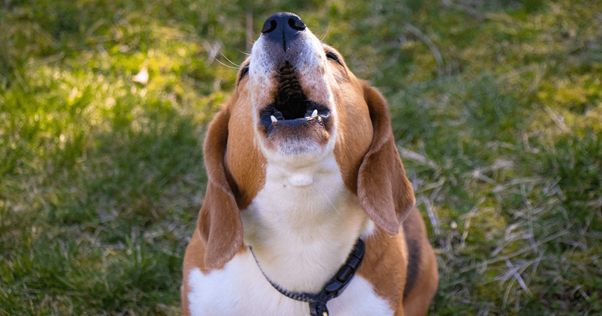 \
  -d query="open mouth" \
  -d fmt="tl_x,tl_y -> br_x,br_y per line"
259,61 -> 331,137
